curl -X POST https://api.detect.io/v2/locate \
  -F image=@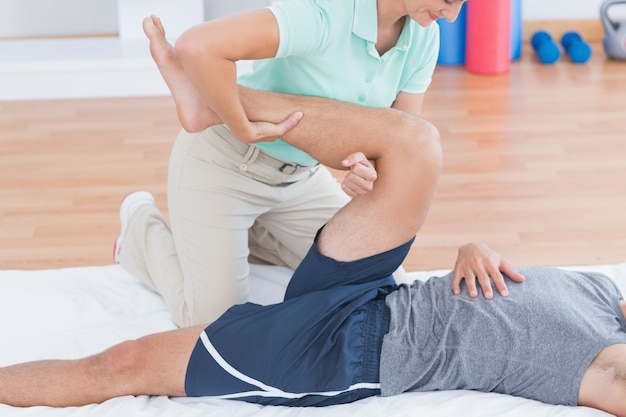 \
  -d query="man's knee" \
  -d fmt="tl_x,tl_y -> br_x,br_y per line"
386,113 -> 442,177
91,340 -> 147,394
